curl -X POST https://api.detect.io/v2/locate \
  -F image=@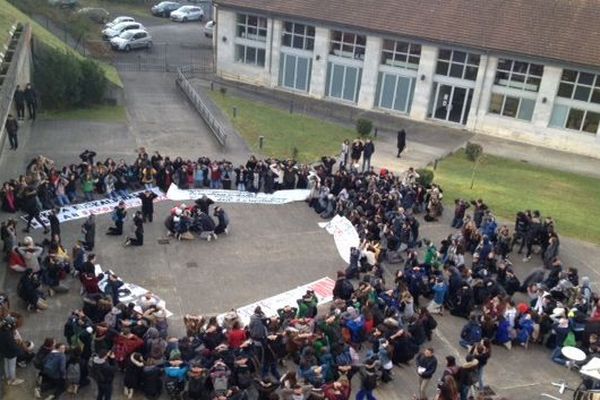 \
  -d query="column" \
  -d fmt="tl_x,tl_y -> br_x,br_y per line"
308,26 -> 330,98
268,19 -> 283,88
409,45 -> 437,121
215,9 -> 236,77
466,53 -> 494,131
532,65 -> 561,129
357,35 -> 382,110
